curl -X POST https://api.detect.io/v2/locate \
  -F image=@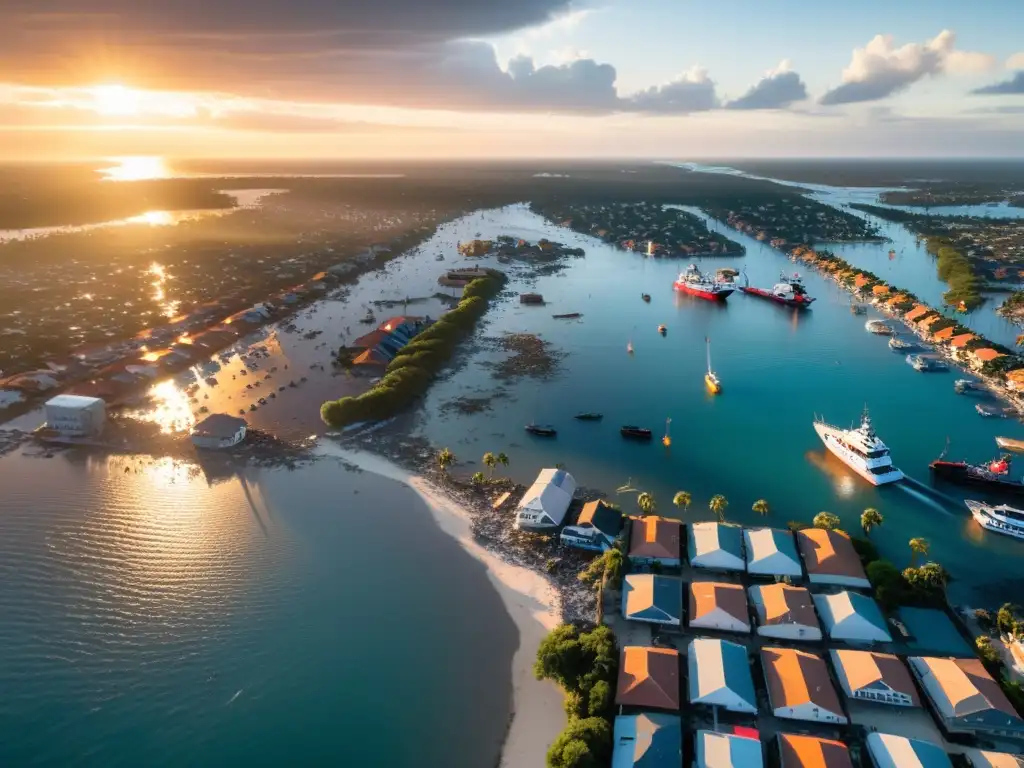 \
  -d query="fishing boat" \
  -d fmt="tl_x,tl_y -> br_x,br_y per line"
813,407 -> 904,485
931,453 -> 1024,495
553,312 -> 582,319
955,379 -> 983,394
574,412 -> 603,421
705,336 -> 721,394
965,500 -> 1024,540
627,340 -> 634,354
641,293 -> 651,303
865,319 -> 894,335
359,309 -> 376,324
977,404 -> 1006,418
906,354 -> 949,372
673,264 -> 734,301
621,426 -> 653,440
889,337 -> 914,351
996,436 -> 1024,453
658,325 -> 667,336
525,423 -> 557,437
739,271 -> 815,308
850,303 -> 867,315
